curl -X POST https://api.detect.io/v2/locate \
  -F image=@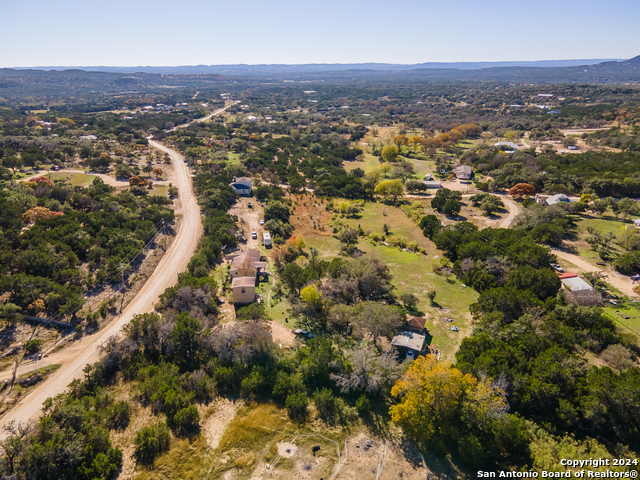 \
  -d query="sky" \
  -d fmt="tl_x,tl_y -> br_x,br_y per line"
1,0 -> 639,68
